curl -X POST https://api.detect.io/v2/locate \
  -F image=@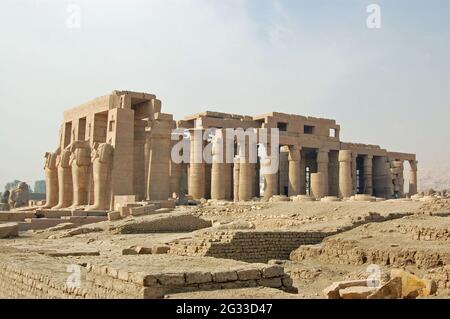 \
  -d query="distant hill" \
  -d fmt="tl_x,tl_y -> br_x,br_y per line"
419,163 -> 450,191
